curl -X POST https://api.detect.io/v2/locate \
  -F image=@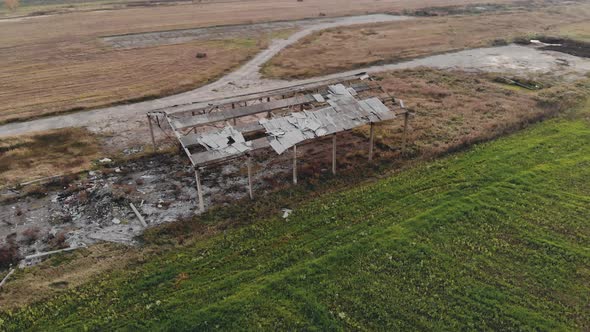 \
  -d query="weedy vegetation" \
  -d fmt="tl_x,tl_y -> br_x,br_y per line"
0,128 -> 102,186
